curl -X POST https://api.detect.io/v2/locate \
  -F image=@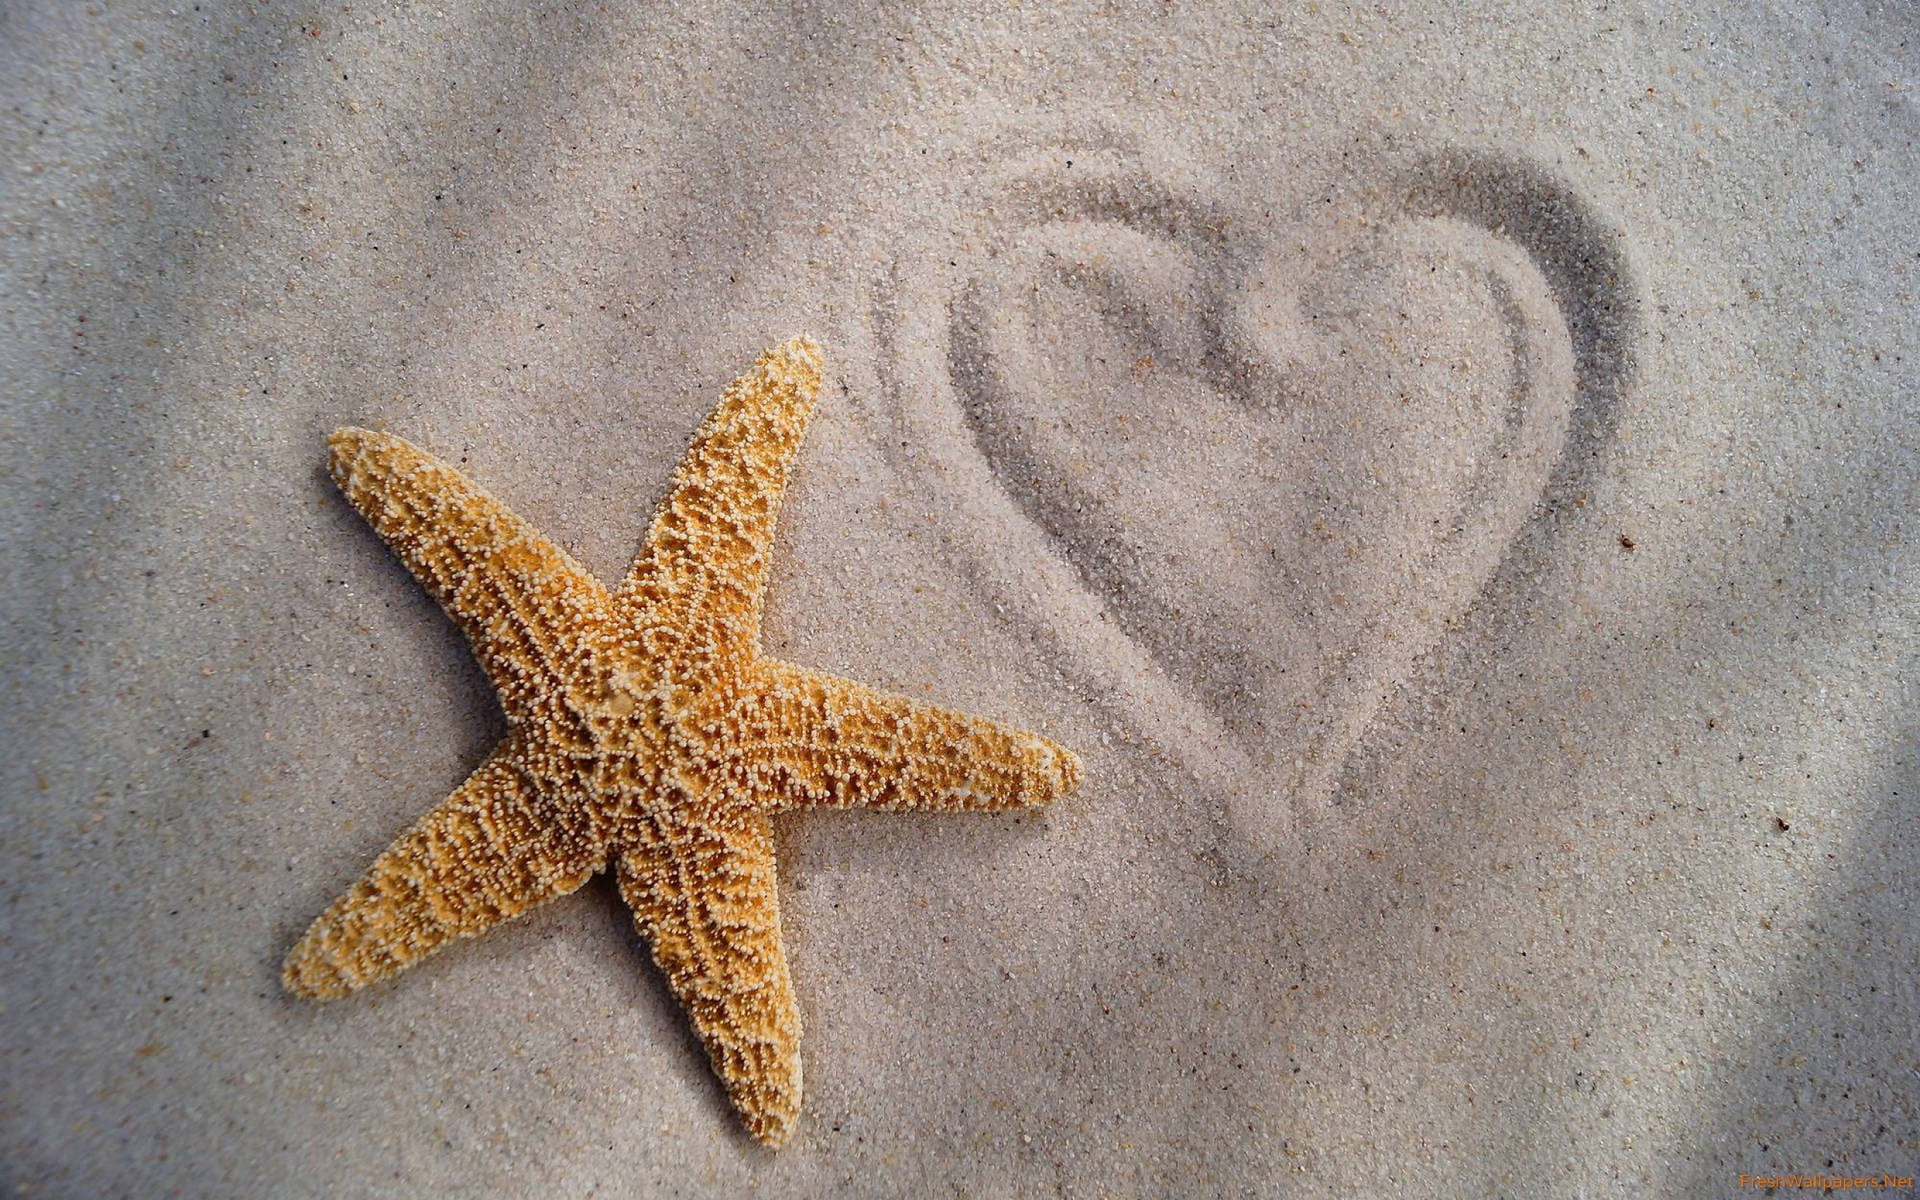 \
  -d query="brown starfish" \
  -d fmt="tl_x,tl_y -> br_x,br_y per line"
282,337 -> 1081,1147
